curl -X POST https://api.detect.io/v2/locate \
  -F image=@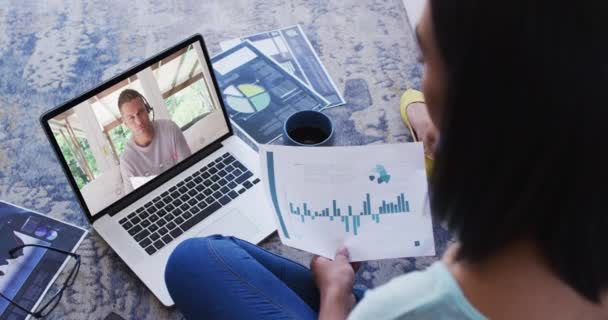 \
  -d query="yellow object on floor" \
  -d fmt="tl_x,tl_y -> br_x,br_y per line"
400,89 -> 434,174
